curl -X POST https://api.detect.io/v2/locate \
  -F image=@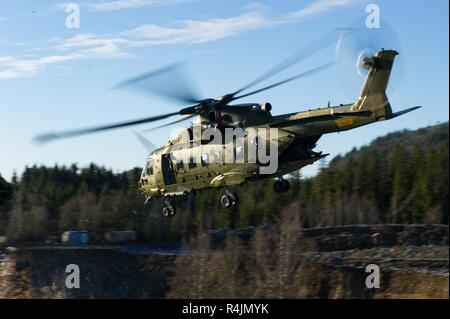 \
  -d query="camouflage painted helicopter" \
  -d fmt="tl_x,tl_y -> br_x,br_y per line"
35,29 -> 421,217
